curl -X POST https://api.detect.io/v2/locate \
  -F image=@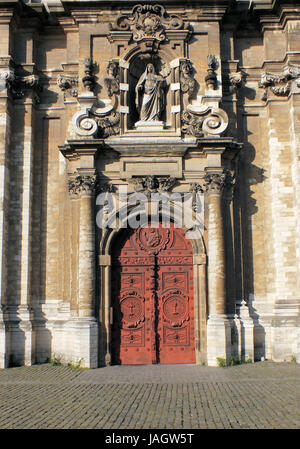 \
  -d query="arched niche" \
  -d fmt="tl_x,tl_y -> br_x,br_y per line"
116,46 -> 185,132
127,51 -> 172,129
